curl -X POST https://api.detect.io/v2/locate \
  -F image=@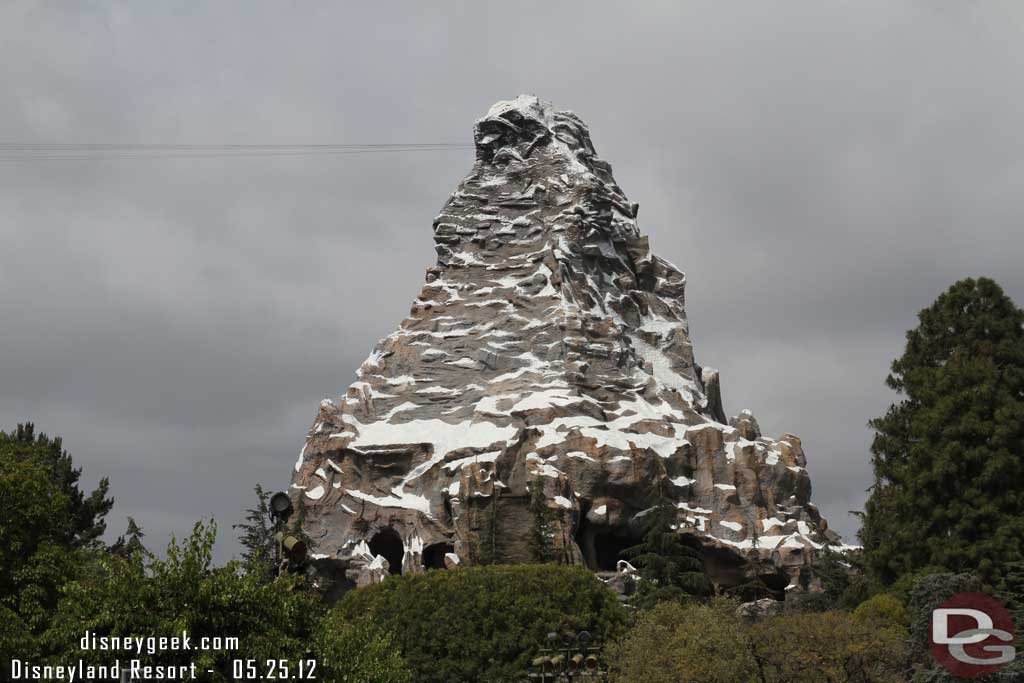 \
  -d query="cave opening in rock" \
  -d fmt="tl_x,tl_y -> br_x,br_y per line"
423,542 -> 454,570
593,532 -> 638,571
368,528 -> 404,575
577,517 -> 643,572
